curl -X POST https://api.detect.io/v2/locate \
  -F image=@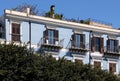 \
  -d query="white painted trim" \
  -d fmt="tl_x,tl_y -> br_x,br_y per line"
92,59 -> 102,67
73,57 -> 84,63
5,9 -> 120,35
